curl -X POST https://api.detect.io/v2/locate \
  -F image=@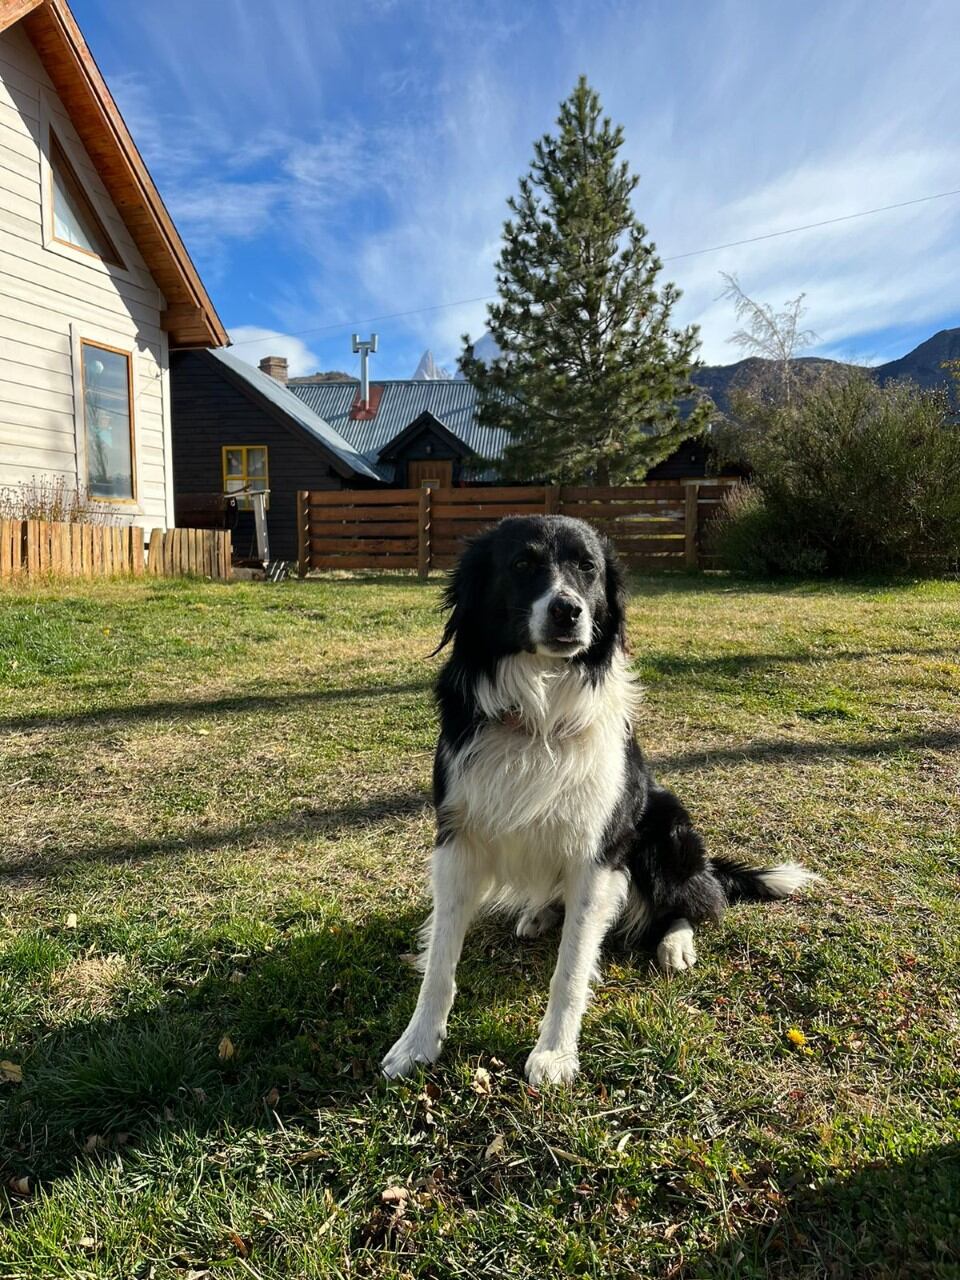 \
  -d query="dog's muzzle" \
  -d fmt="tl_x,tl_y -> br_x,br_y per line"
531,590 -> 591,656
